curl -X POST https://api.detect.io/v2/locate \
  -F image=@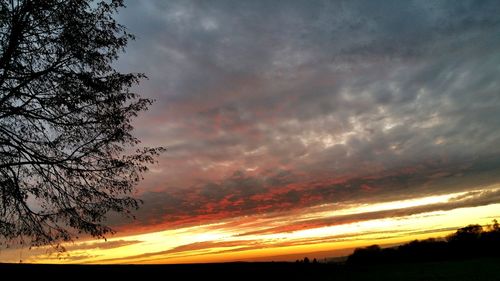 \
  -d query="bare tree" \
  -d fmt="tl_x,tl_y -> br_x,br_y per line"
0,0 -> 162,247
